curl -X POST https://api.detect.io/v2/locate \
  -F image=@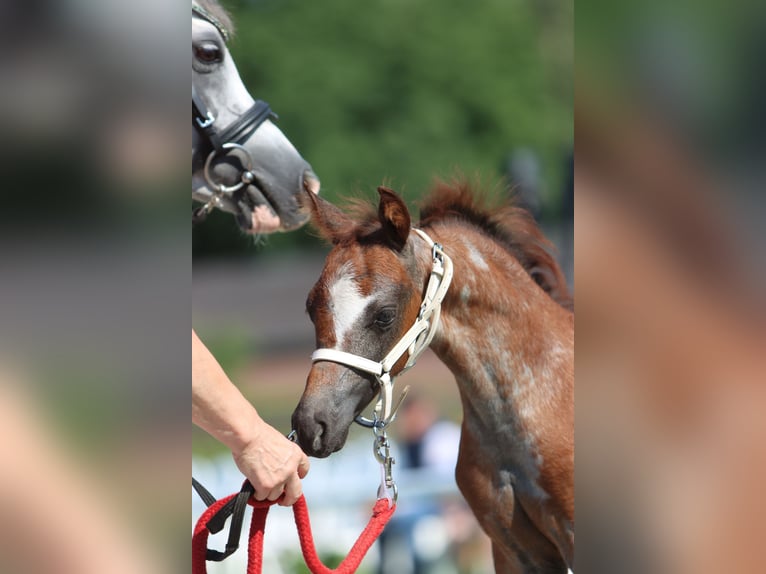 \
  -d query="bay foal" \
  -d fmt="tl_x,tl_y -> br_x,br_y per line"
292,182 -> 574,572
